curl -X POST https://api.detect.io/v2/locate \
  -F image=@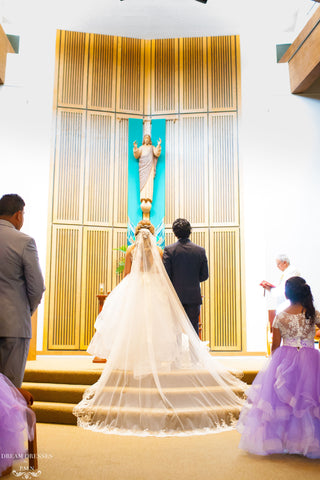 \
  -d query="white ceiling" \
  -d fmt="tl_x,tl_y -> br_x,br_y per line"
0,0 -> 318,40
